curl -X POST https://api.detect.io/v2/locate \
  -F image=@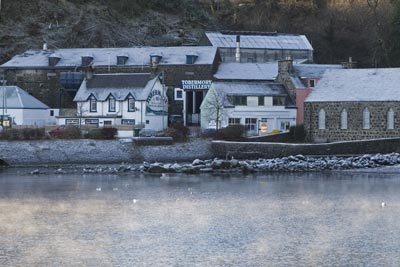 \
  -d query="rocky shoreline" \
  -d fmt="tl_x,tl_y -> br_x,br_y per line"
25,152 -> 400,175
